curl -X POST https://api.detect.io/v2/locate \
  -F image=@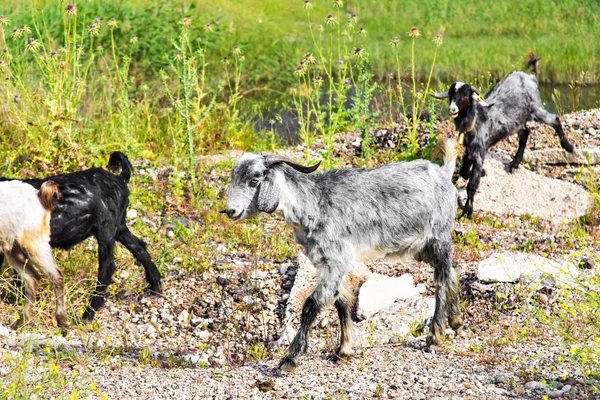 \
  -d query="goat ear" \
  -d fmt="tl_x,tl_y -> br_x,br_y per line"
256,174 -> 279,213
431,91 -> 449,99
